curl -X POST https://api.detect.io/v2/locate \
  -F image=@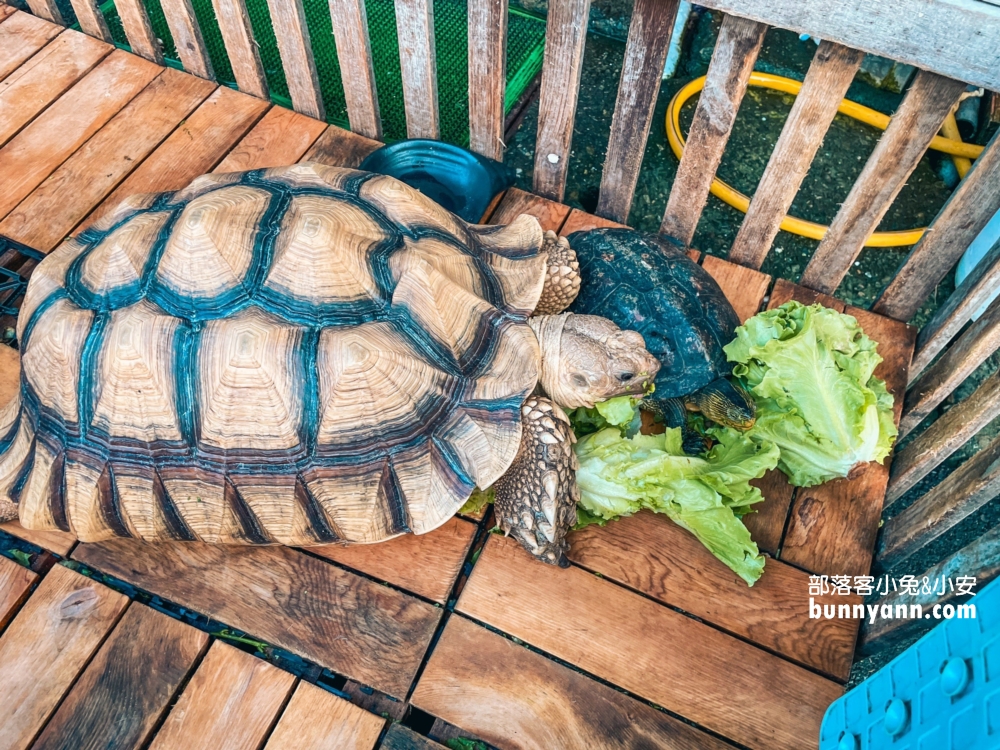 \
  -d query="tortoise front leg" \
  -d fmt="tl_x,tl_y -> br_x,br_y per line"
493,396 -> 579,567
